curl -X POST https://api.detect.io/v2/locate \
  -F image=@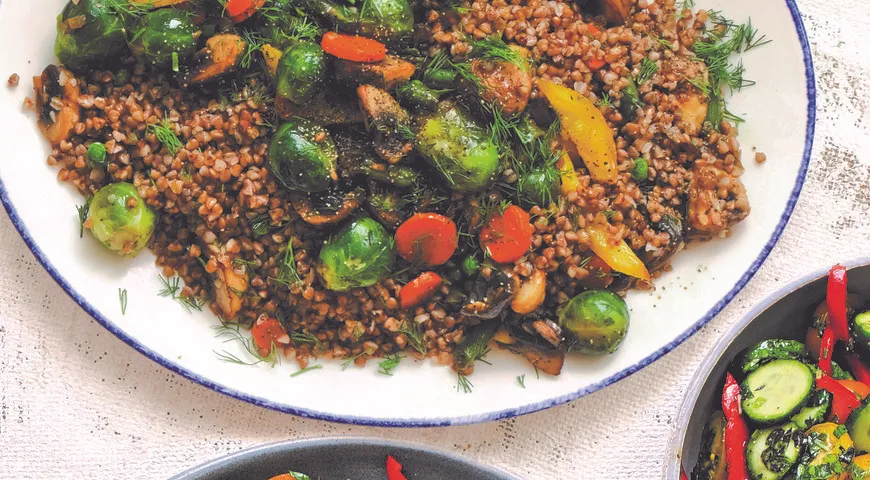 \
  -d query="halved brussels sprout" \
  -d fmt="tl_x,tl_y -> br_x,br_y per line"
558,290 -> 630,355
316,217 -> 395,291
268,118 -> 338,193
415,102 -> 499,192
54,0 -> 128,69
276,41 -> 326,104
87,182 -> 156,257
129,8 -> 199,68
